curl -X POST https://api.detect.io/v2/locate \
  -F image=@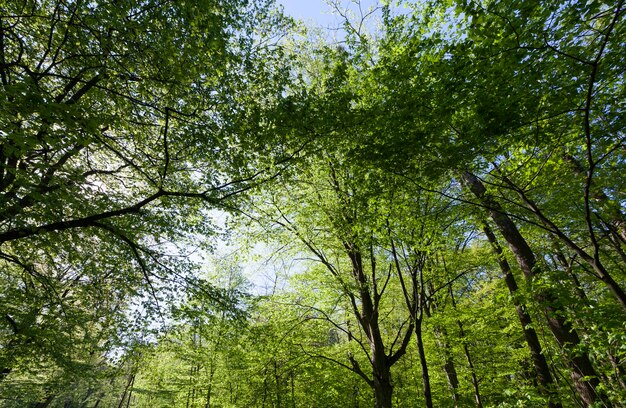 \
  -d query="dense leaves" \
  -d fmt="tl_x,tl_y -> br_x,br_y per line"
1,0 -> 625,407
